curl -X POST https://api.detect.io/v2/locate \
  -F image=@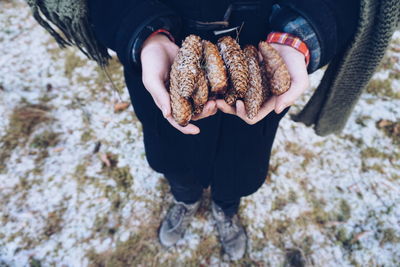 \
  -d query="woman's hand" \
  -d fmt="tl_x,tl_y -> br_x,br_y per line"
140,34 -> 217,134
216,43 -> 310,124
